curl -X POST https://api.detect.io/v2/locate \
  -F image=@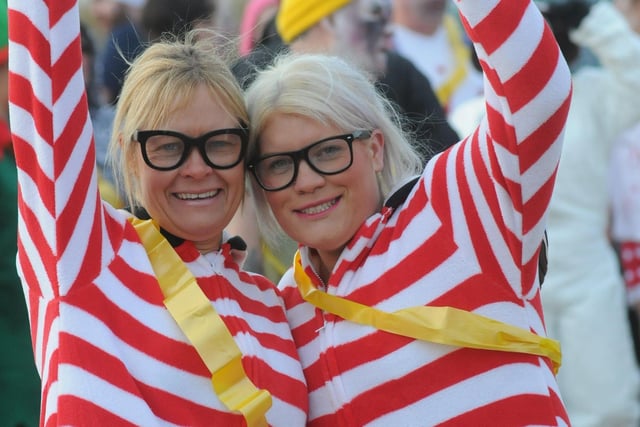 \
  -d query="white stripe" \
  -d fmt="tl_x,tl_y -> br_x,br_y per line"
487,3 -> 544,83
11,104 -> 54,180
8,1 -> 49,37
521,129 -> 564,203
371,362 -> 552,426
523,215 -> 548,264
62,303 -> 222,410
42,314 -> 59,397
513,59 -> 572,142
8,40 -> 53,112
457,0 -> 499,28
17,206 -> 54,296
58,364 -> 181,426
464,134 -> 521,286
50,5 -> 80,64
